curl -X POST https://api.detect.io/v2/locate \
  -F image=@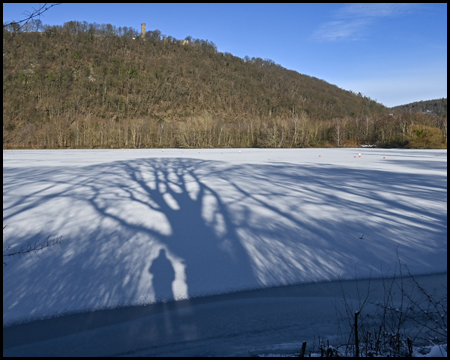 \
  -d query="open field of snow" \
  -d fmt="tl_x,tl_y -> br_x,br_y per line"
3,148 -> 447,329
